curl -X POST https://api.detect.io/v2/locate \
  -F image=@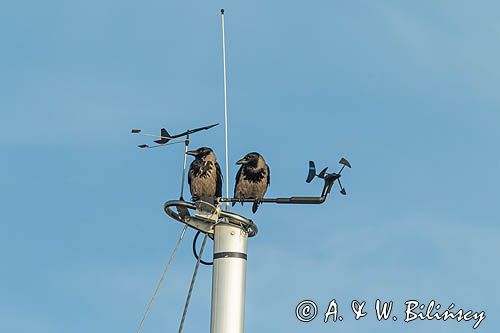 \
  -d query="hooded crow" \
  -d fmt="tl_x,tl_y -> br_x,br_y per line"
187,147 -> 222,204
233,152 -> 270,213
